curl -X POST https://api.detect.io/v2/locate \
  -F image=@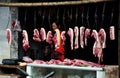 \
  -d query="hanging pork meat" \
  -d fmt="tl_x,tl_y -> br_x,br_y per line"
110,26 -> 115,40
85,7 -> 91,46
61,31 -> 66,46
6,28 -> 12,45
80,26 -> 85,48
109,7 -> 115,40
22,30 -> 30,51
85,28 -> 91,46
98,28 -> 106,48
46,31 -> 53,45
97,3 -> 106,48
74,26 -> 79,49
91,30 -> 103,64
33,29 -> 39,38
54,29 -> 61,49
40,28 -> 46,41
67,28 -> 74,50
33,29 -> 40,41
